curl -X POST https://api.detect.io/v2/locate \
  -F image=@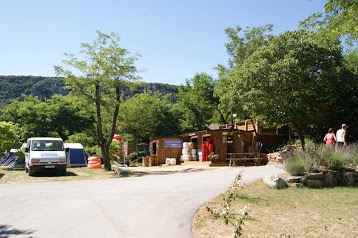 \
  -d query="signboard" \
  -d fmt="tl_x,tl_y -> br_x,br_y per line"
164,140 -> 183,148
